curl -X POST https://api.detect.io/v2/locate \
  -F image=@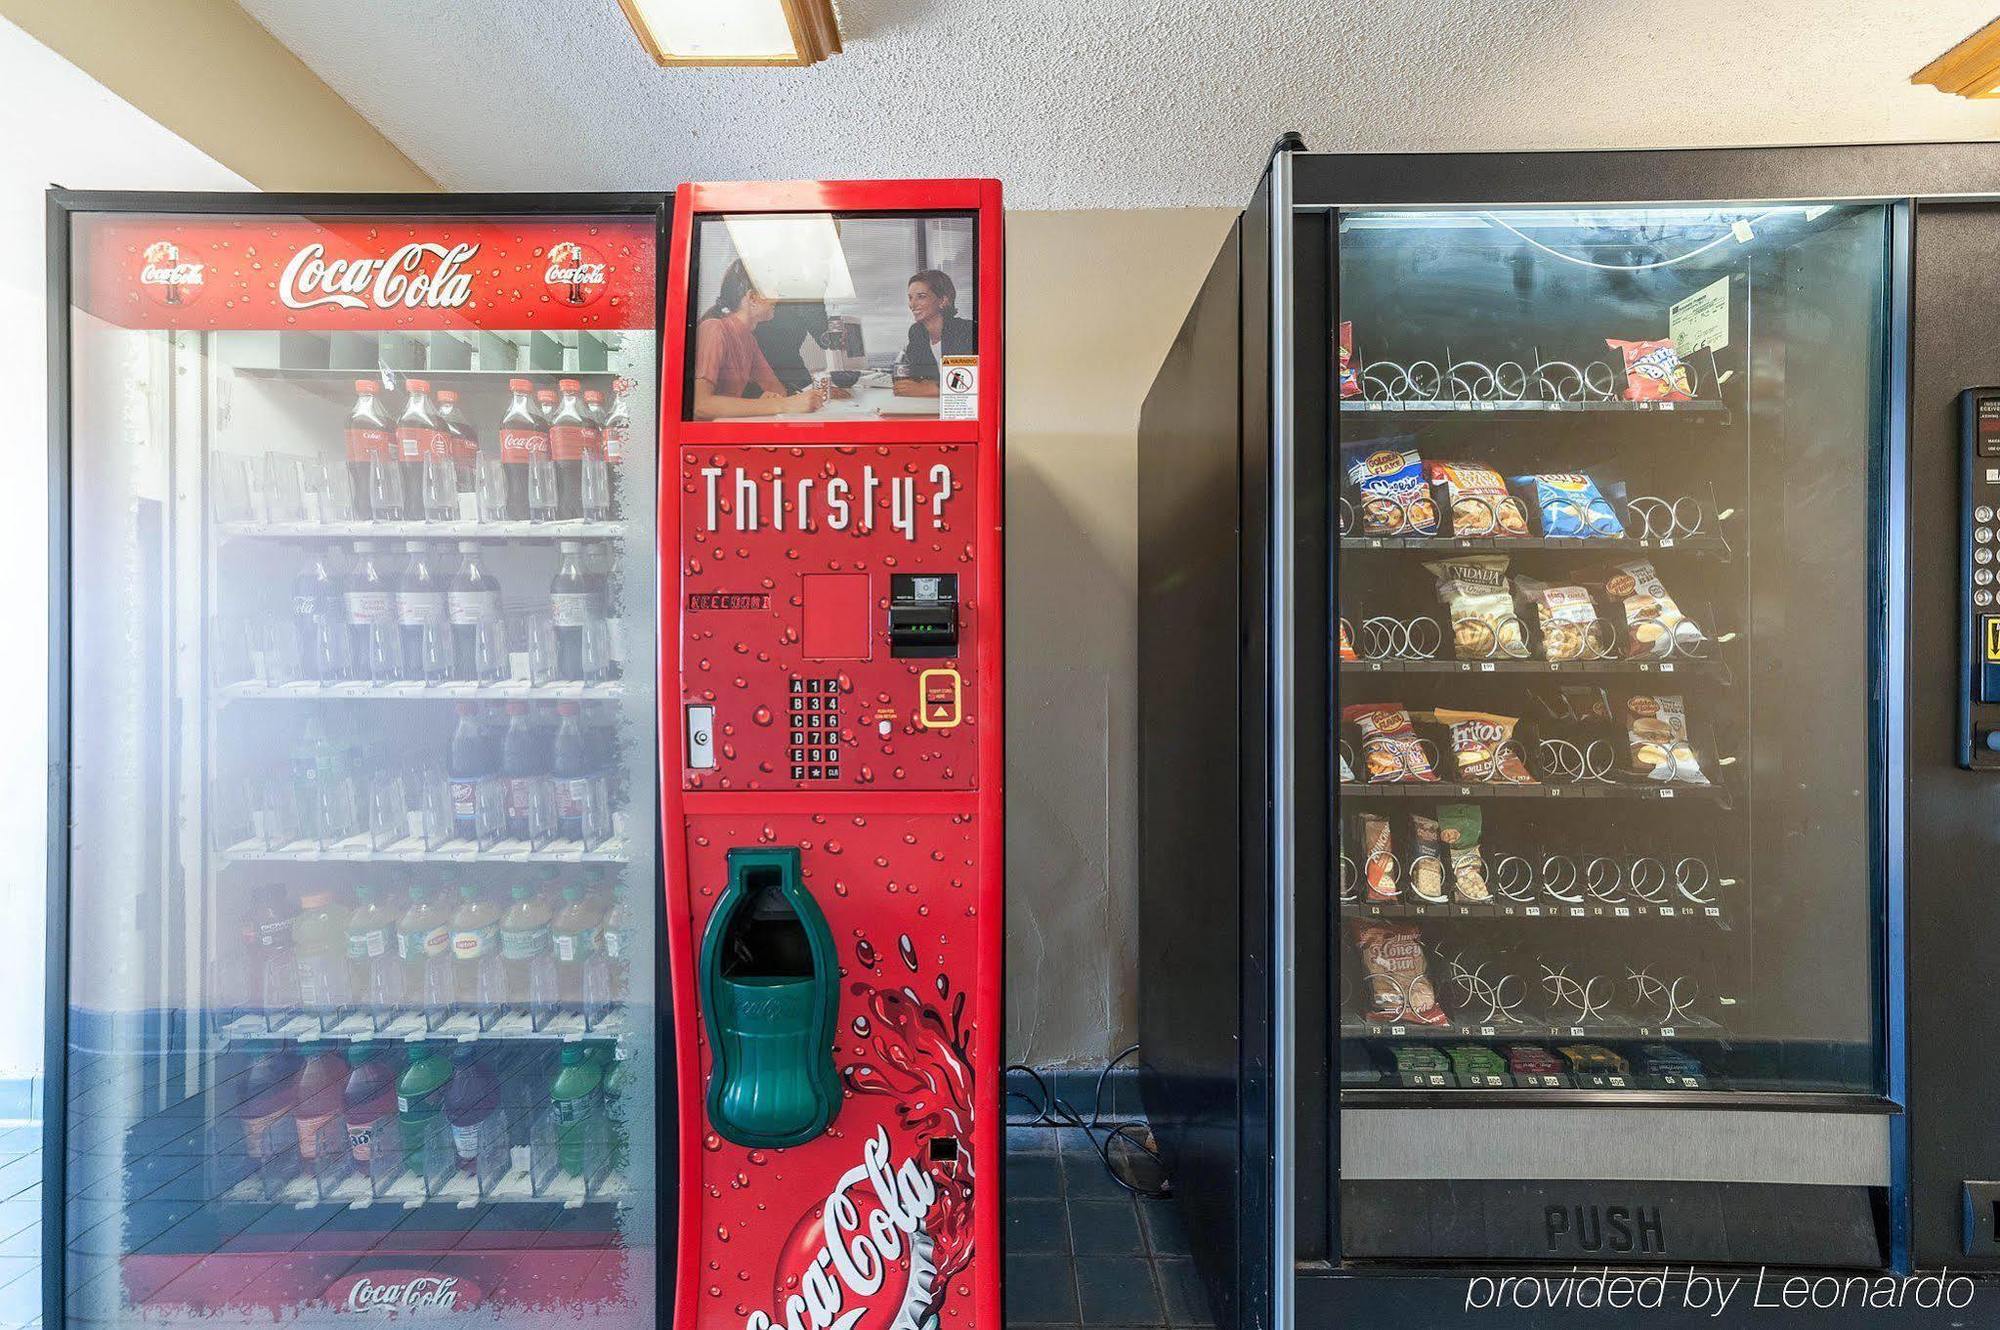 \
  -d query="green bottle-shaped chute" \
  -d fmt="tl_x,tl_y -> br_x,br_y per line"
699,847 -> 841,1148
